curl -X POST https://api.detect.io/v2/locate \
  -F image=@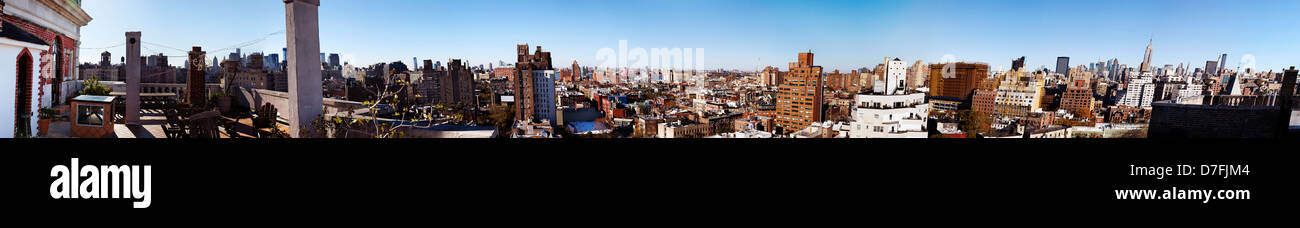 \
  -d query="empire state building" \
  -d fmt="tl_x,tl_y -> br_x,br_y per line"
1140,39 -> 1153,73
